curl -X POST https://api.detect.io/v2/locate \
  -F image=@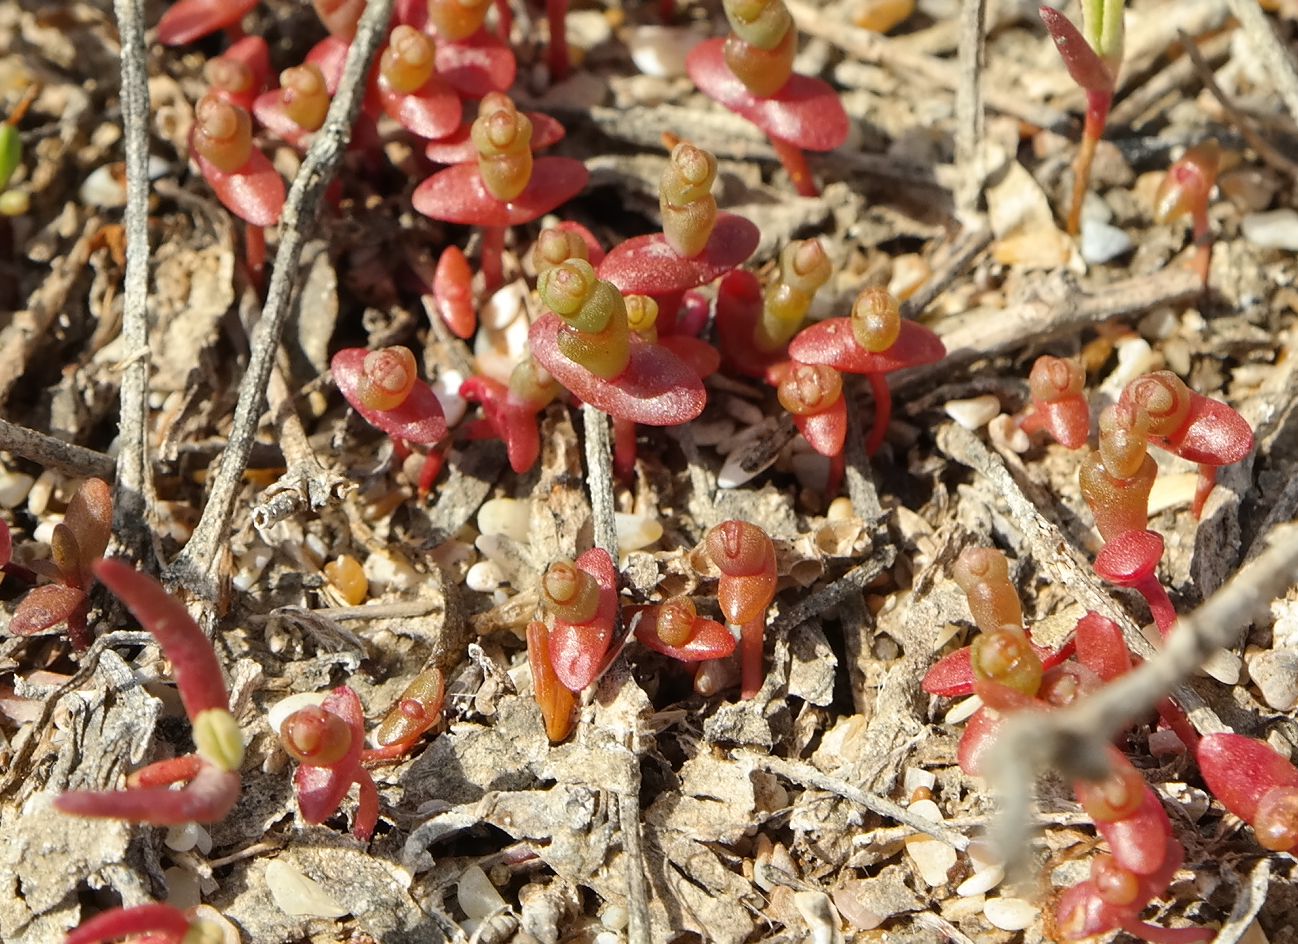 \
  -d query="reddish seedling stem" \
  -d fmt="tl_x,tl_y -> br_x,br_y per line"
481,225 -> 505,293
739,618 -> 765,700
246,223 -> 266,289
770,135 -> 816,198
1067,89 -> 1112,235
66,904 -> 191,944
547,0 -> 570,80
866,372 -> 891,455
613,415 -> 637,480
